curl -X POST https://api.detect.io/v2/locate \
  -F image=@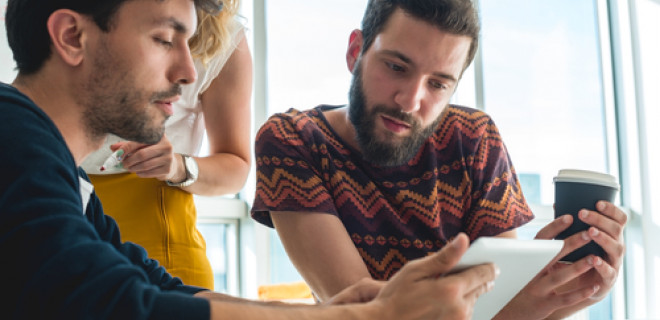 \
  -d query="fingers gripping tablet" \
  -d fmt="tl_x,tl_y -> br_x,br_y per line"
449,237 -> 563,320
